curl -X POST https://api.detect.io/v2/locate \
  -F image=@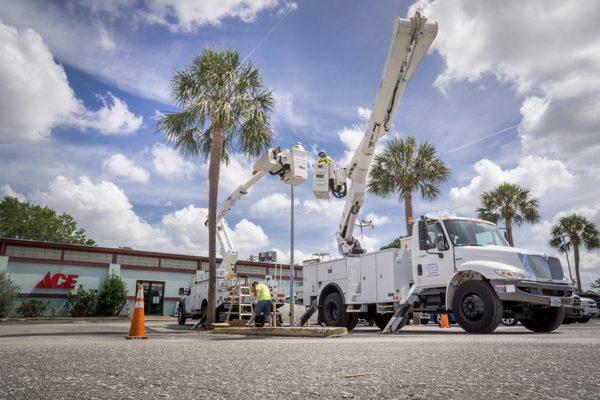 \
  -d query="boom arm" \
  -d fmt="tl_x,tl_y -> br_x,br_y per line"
317,12 -> 437,256
211,146 -> 308,271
